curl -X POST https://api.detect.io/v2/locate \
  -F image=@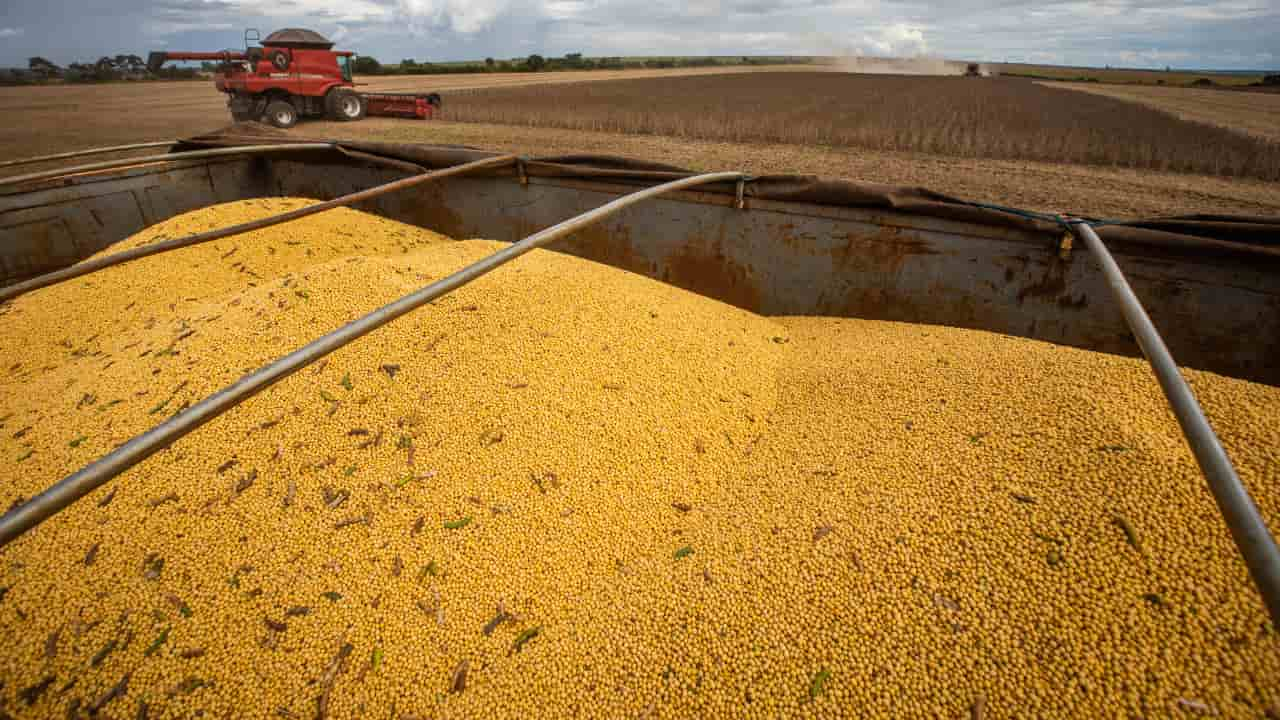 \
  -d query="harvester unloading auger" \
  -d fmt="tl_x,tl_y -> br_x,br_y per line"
147,28 -> 443,128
